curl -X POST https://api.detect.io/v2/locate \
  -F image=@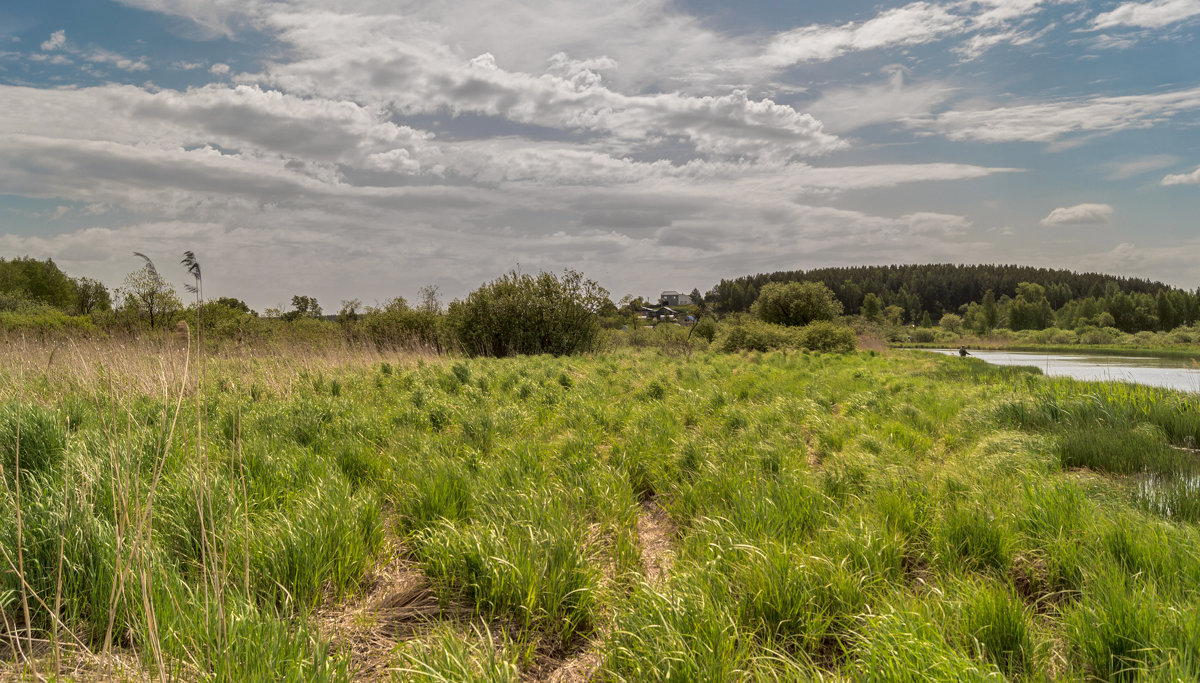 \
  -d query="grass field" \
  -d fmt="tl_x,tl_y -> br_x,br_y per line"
2,339 -> 1200,681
